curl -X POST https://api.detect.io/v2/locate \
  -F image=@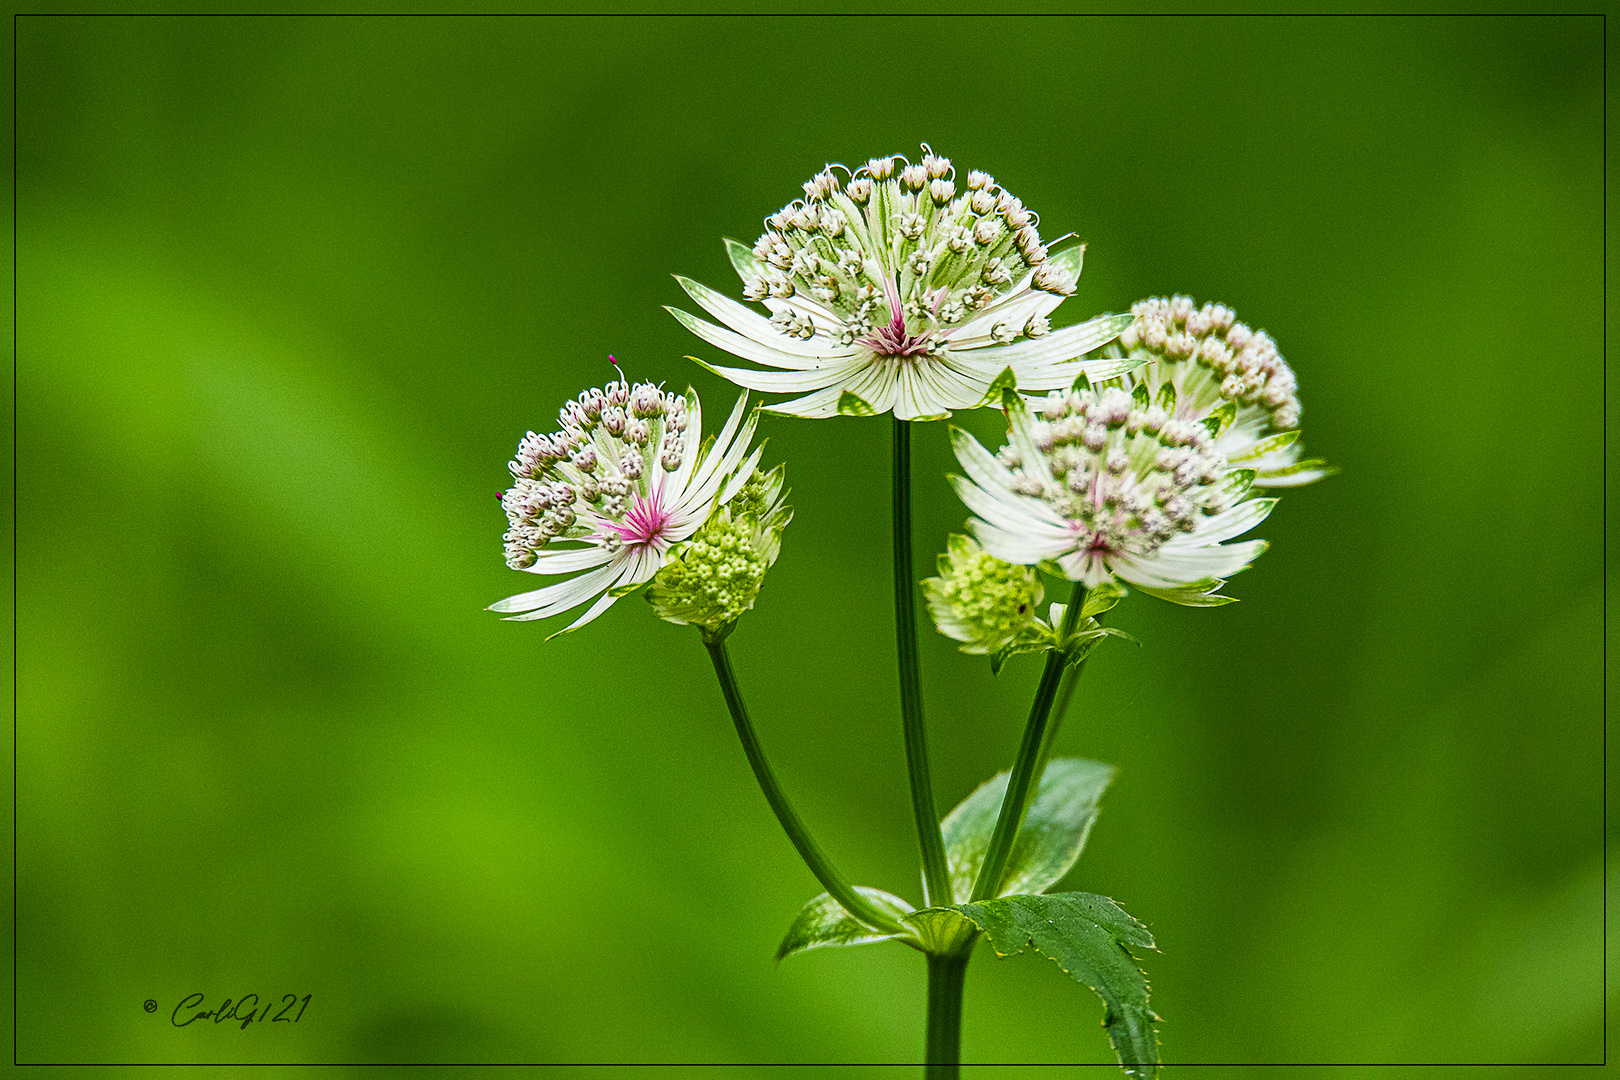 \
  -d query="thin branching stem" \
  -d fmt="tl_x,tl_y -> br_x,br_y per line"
969,580 -> 1089,903
705,636 -> 907,936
